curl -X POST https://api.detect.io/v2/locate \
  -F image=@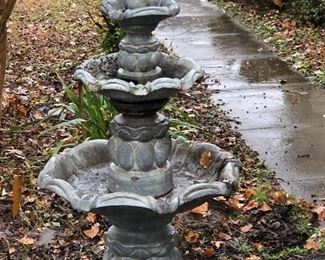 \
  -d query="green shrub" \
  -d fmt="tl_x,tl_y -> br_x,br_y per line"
63,84 -> 117,140
286,0 -> 325,25
45,77 -> 202,154
100,18 -> 126,53
226,0 -> 325,25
